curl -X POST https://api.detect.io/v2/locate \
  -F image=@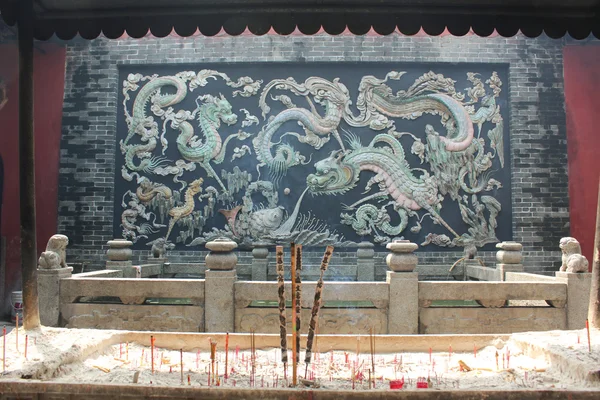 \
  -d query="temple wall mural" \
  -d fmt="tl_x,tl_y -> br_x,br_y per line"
57,33 -> 569,273
115,63 -> 511,251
